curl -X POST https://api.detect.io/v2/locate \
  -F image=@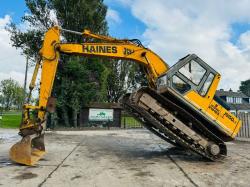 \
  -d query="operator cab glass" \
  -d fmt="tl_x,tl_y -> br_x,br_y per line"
172,75 -> 191,94
179,60 -> 206,85
157,54 -> 217,97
